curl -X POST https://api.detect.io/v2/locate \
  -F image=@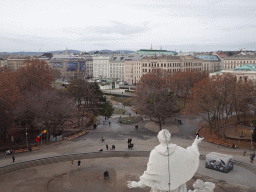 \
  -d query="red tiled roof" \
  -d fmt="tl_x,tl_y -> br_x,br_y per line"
216,52 -> 228,58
